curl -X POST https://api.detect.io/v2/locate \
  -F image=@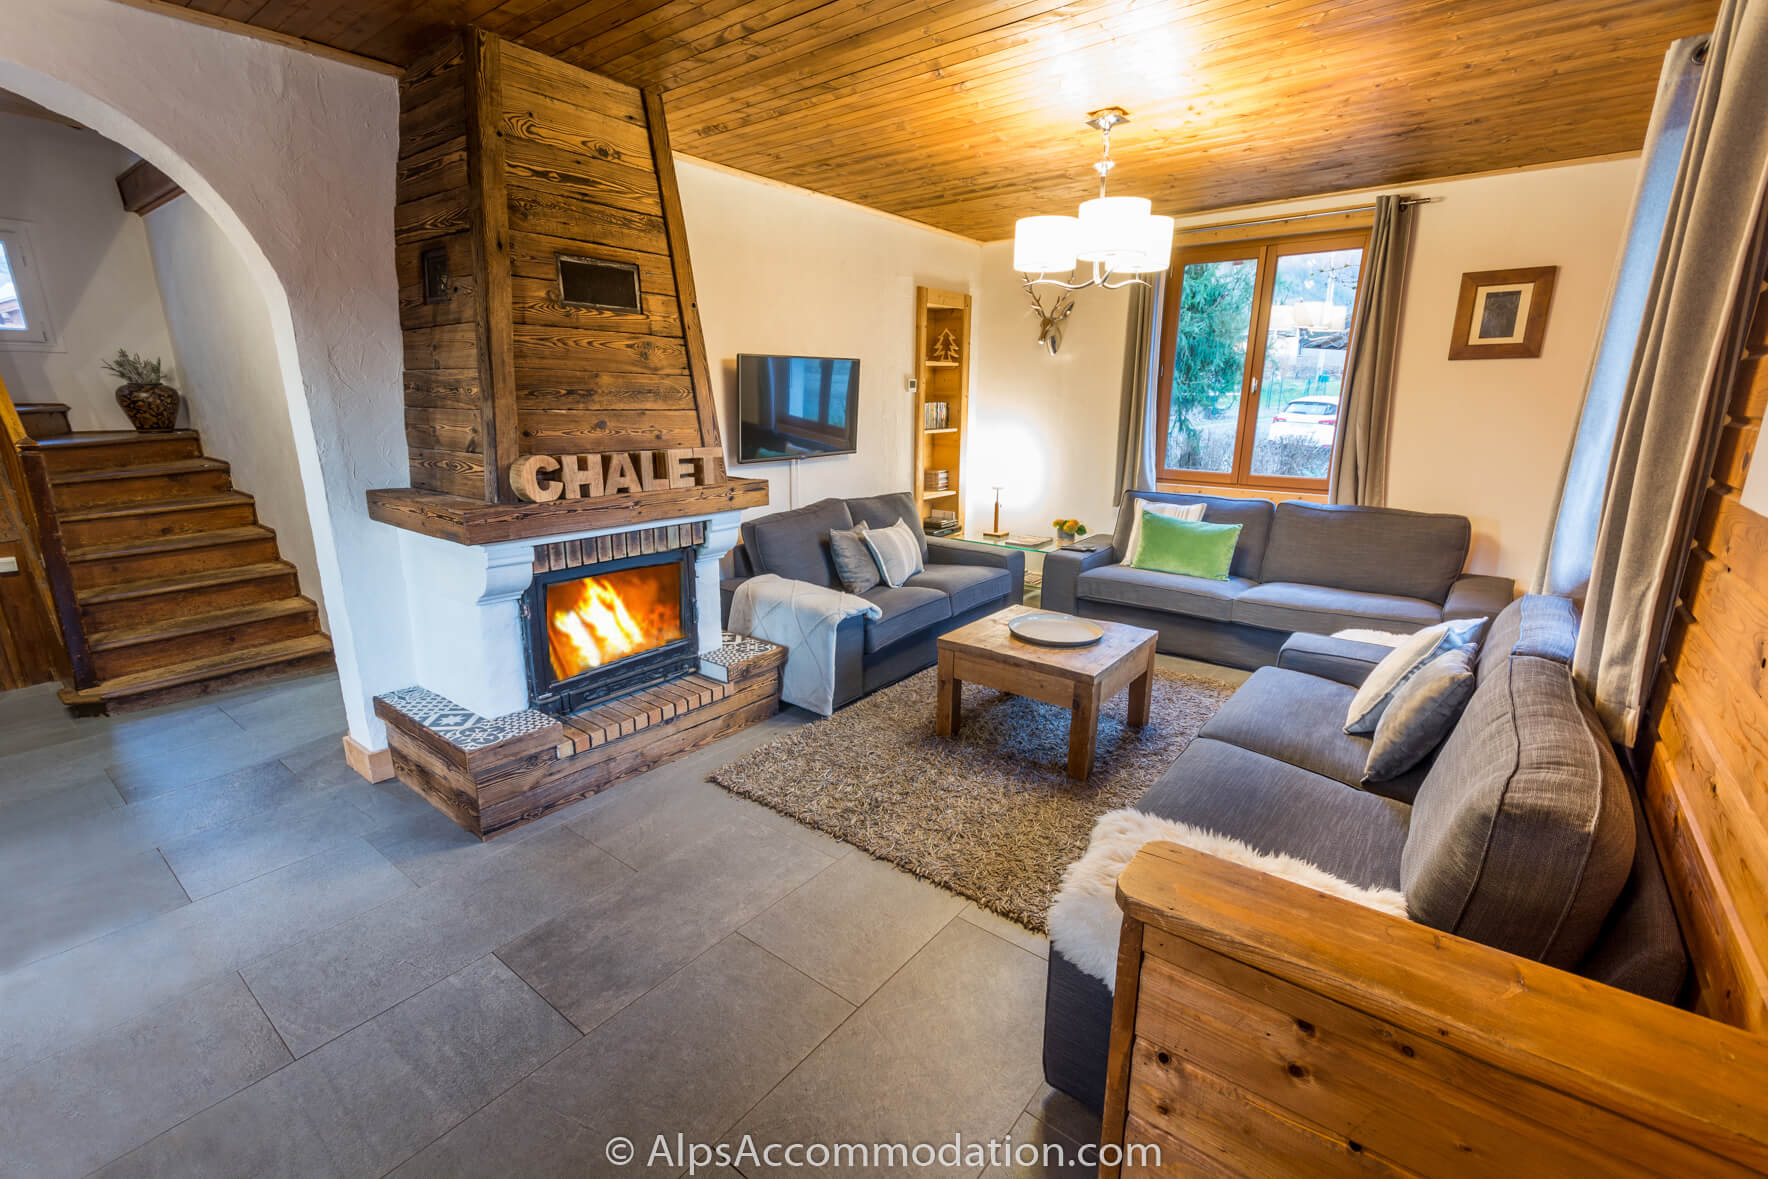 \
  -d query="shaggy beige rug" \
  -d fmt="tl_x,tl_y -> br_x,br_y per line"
709,665 -> 1236,931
